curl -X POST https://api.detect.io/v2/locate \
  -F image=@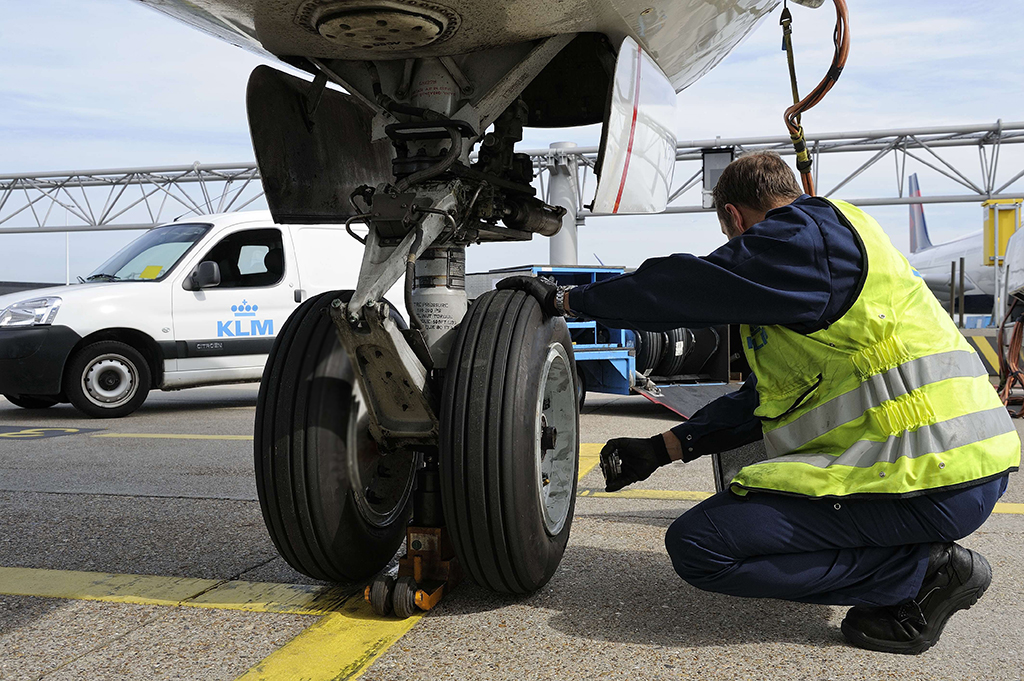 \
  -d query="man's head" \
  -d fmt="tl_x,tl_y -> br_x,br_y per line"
712,151 -> 803,239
